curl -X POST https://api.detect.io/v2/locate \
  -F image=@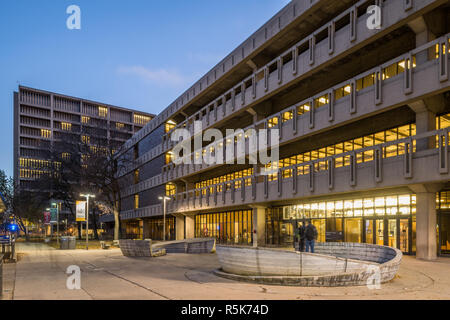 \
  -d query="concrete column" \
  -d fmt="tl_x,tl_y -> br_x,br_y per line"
410,184 -> 442,260
175,215 -> 185,240
142,219 -> 151,240
410,100 -> 436,151
252,206 -> 266,247
185,215 -> 195,239
416,192 -> 437,260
